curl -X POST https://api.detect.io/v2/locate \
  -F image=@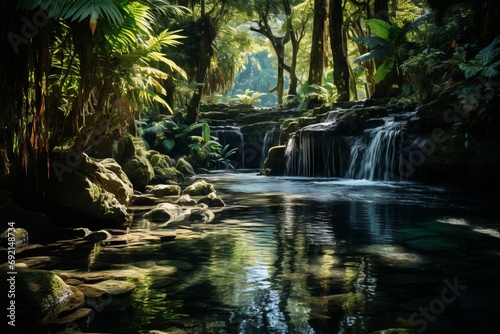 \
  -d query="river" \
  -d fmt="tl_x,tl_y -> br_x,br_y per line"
86,173 -> 500,333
